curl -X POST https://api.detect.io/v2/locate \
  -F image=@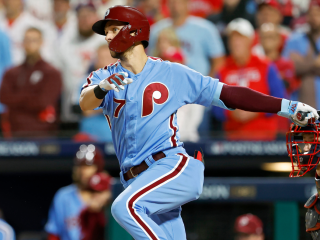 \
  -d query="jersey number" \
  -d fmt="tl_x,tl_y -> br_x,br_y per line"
113,98 -> 126,118
142,82 -> 169,117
